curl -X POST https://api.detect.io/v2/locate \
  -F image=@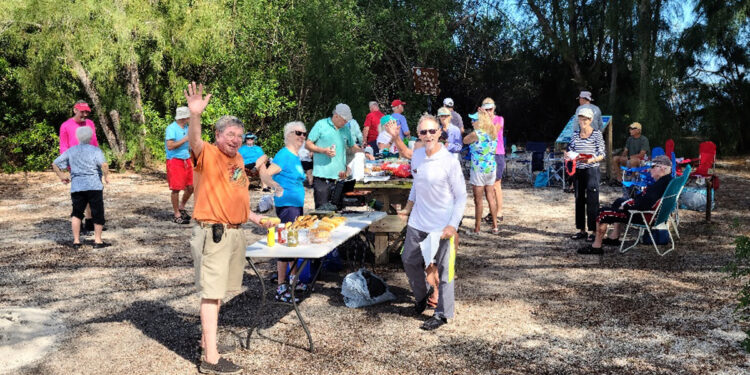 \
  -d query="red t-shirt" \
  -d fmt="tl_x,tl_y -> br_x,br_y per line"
363,110 -> 384,143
